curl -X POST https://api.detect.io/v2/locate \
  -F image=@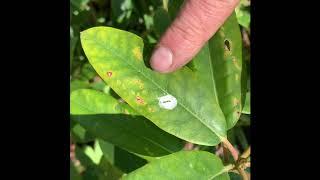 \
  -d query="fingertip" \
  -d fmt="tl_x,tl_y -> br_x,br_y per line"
150,46 -> 173,73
